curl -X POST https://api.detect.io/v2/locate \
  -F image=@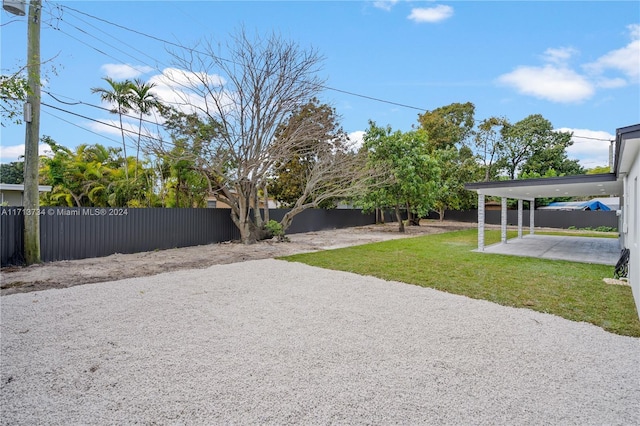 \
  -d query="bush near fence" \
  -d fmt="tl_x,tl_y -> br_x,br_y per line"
1,207 -> 618,266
